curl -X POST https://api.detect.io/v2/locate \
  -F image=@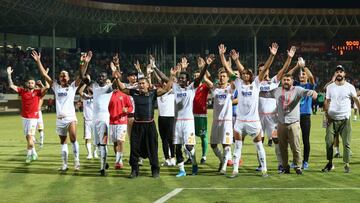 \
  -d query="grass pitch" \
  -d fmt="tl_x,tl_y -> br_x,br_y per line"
1,110 -> 360,203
